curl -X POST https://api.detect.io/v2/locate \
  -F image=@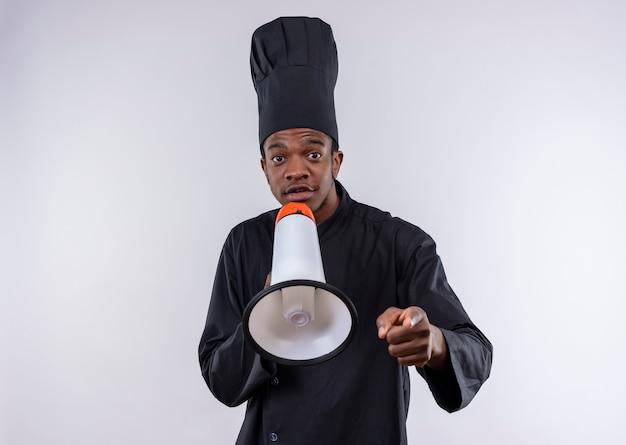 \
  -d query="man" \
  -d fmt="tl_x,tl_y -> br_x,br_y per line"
199,17 -> 492,444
